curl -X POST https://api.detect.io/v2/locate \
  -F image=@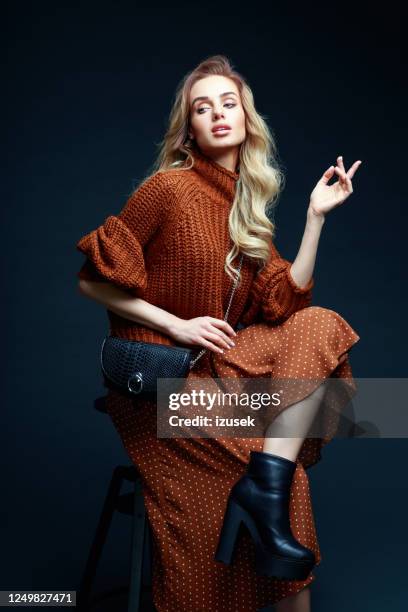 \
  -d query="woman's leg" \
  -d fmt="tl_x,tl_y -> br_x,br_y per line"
273,585 -> 311,612
263,380 -> 328,461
